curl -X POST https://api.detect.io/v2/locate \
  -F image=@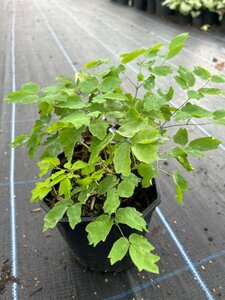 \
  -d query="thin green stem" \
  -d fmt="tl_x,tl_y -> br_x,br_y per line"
158,168 -> 173,176
163,122 -> 214,129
